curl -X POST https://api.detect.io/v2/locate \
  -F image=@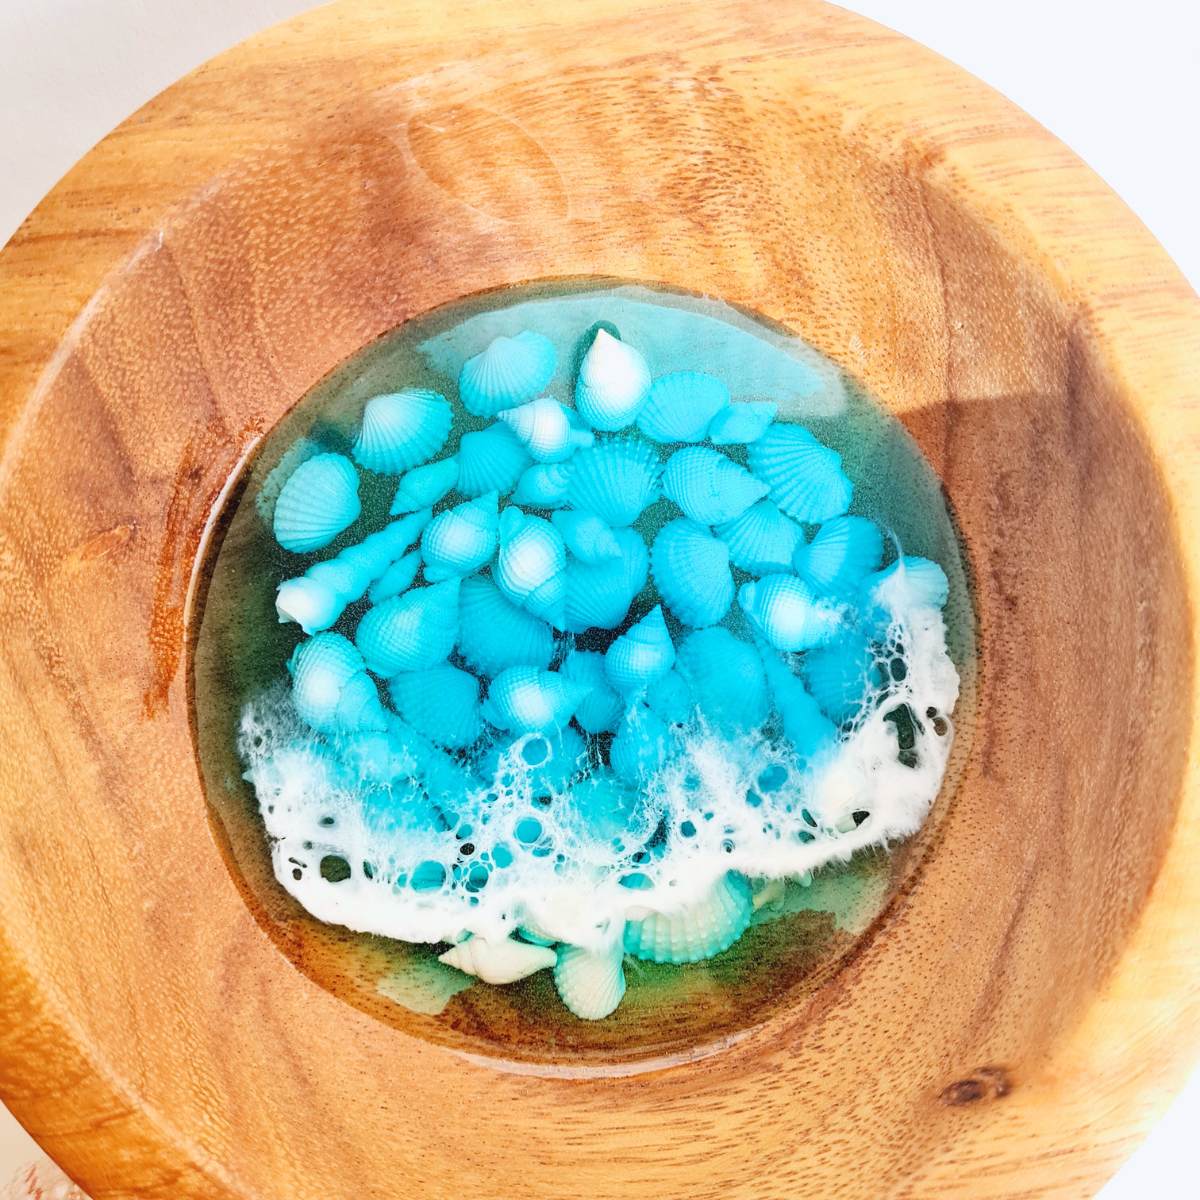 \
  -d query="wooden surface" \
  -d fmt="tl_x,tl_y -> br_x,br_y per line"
0,1 -> 1197,1197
